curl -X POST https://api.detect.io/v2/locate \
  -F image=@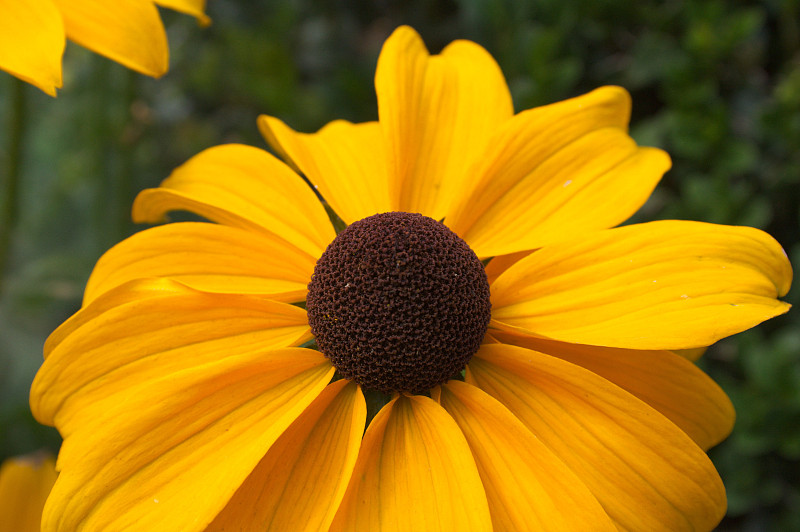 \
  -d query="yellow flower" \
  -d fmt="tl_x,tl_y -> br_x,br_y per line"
30,26 -> 792,531
0,0 -> 209,96
0,453 -> 57,532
